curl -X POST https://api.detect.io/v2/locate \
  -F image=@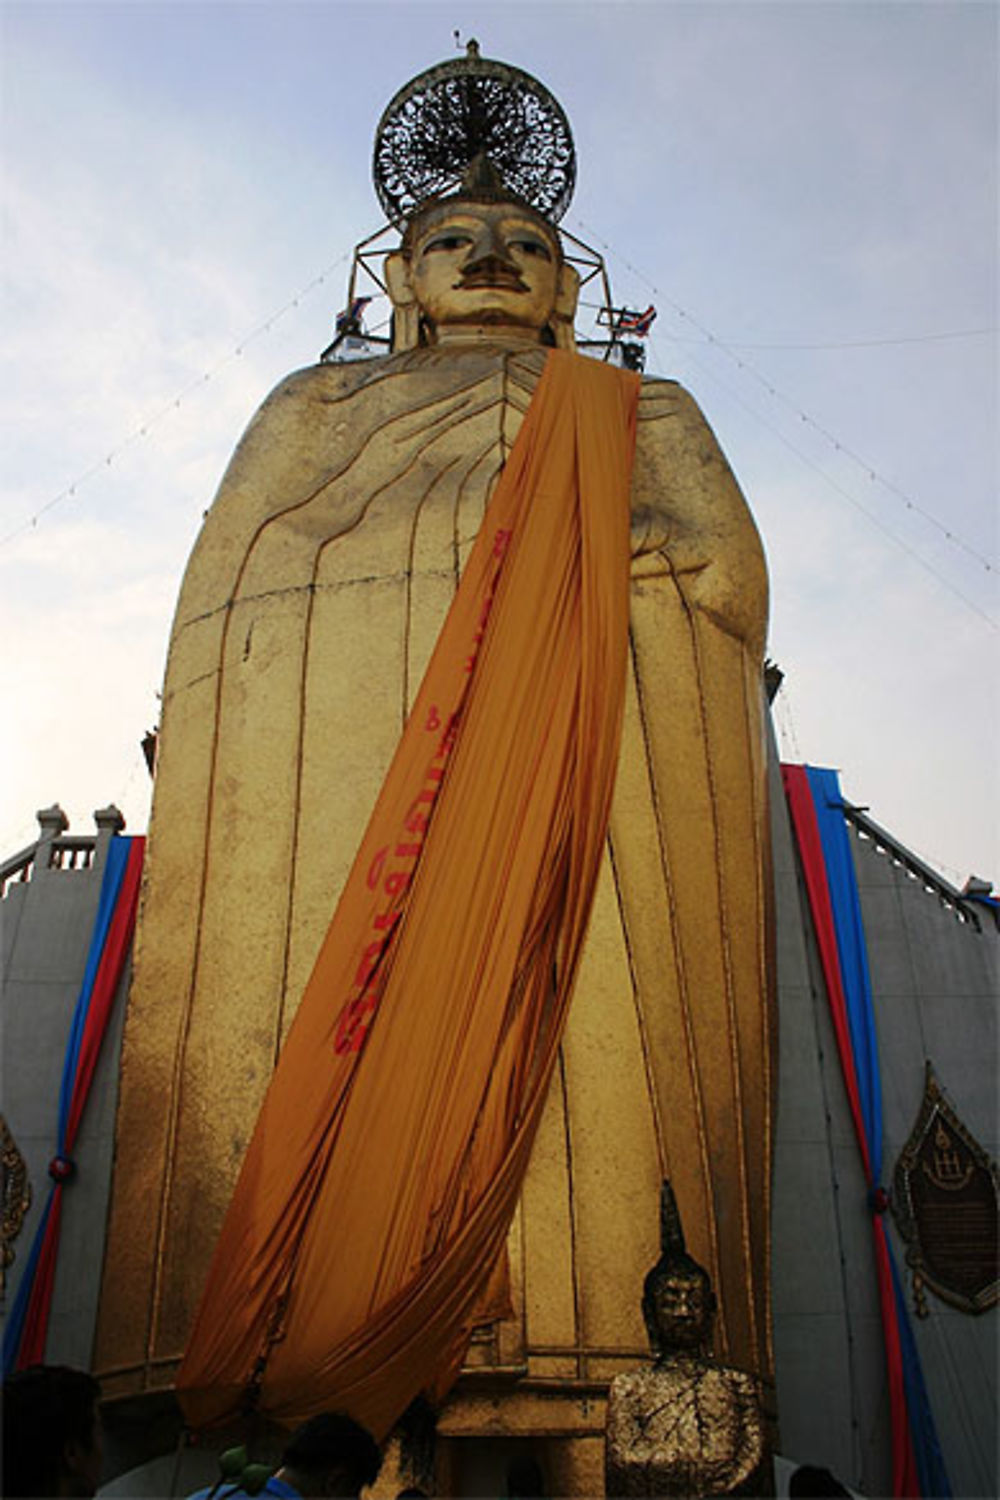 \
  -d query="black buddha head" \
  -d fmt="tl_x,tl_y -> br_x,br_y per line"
641,1180 -> 717,1360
